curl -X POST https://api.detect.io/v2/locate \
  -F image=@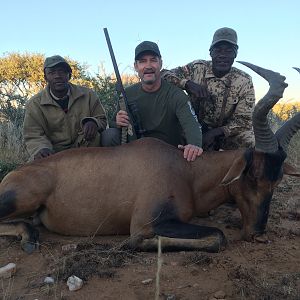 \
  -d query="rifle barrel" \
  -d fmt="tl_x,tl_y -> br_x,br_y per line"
103,28 -> 125,96
103,28 -> 146,138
